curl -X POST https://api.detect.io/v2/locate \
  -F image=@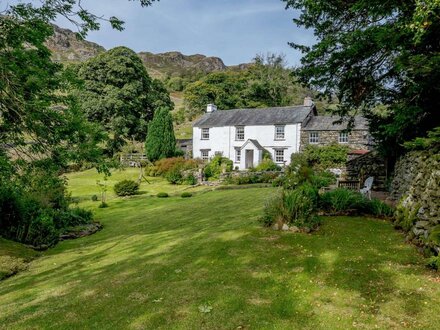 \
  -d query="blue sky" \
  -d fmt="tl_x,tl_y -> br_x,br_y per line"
7,0 -> 314,66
